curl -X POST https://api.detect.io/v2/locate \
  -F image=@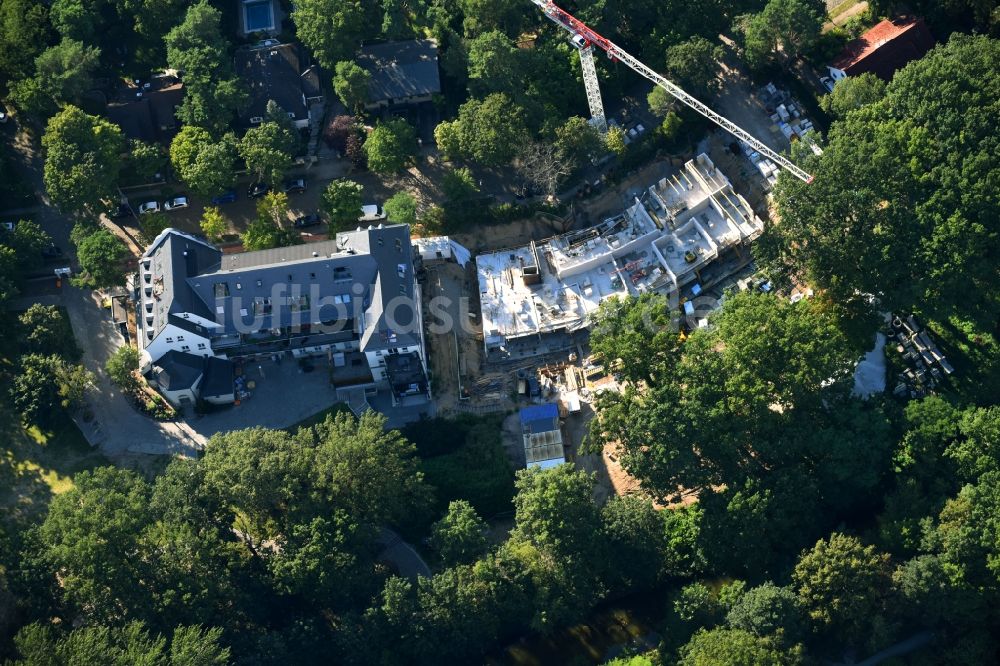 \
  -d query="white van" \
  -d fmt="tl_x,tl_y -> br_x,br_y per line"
359,204 -> 386,222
